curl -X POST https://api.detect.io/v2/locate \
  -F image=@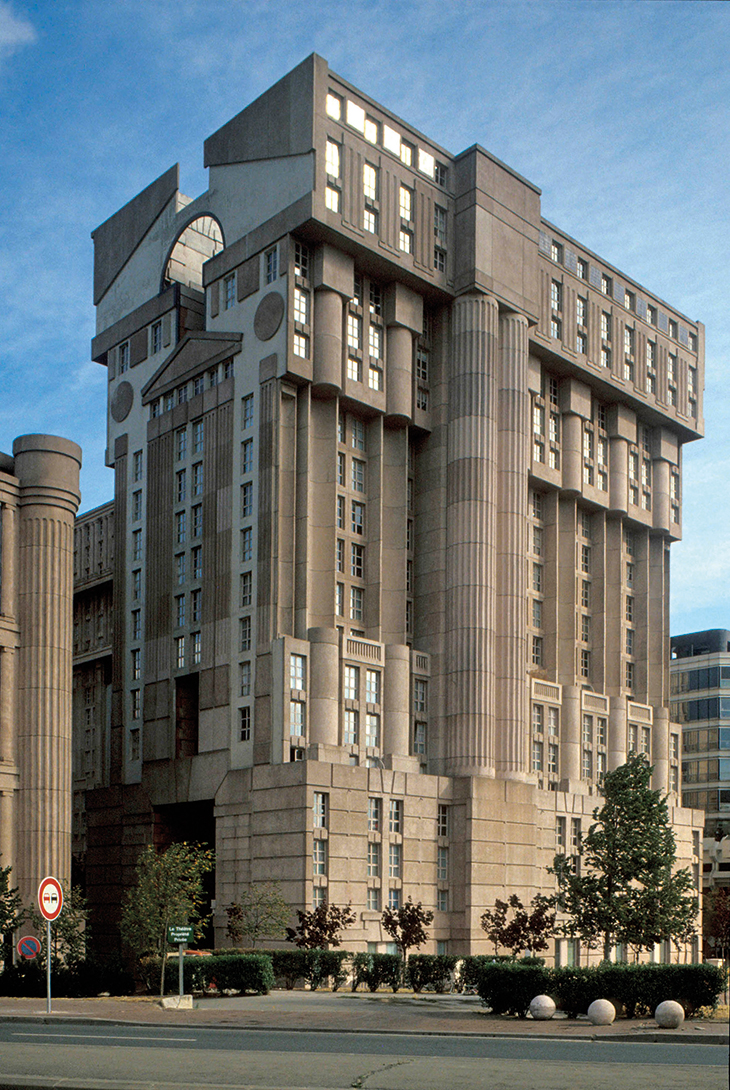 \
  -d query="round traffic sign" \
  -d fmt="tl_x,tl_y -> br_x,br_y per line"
17,935 -> 42,960
38,876 -> 64,922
